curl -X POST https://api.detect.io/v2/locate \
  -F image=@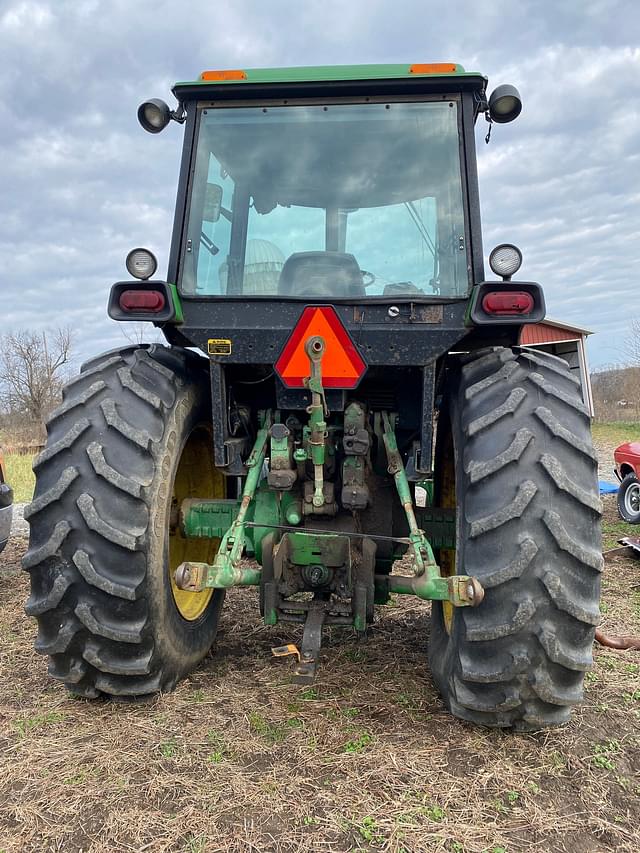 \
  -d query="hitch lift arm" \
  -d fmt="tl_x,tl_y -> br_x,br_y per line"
174,412 -> 272,592
381,412 -> 483,608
